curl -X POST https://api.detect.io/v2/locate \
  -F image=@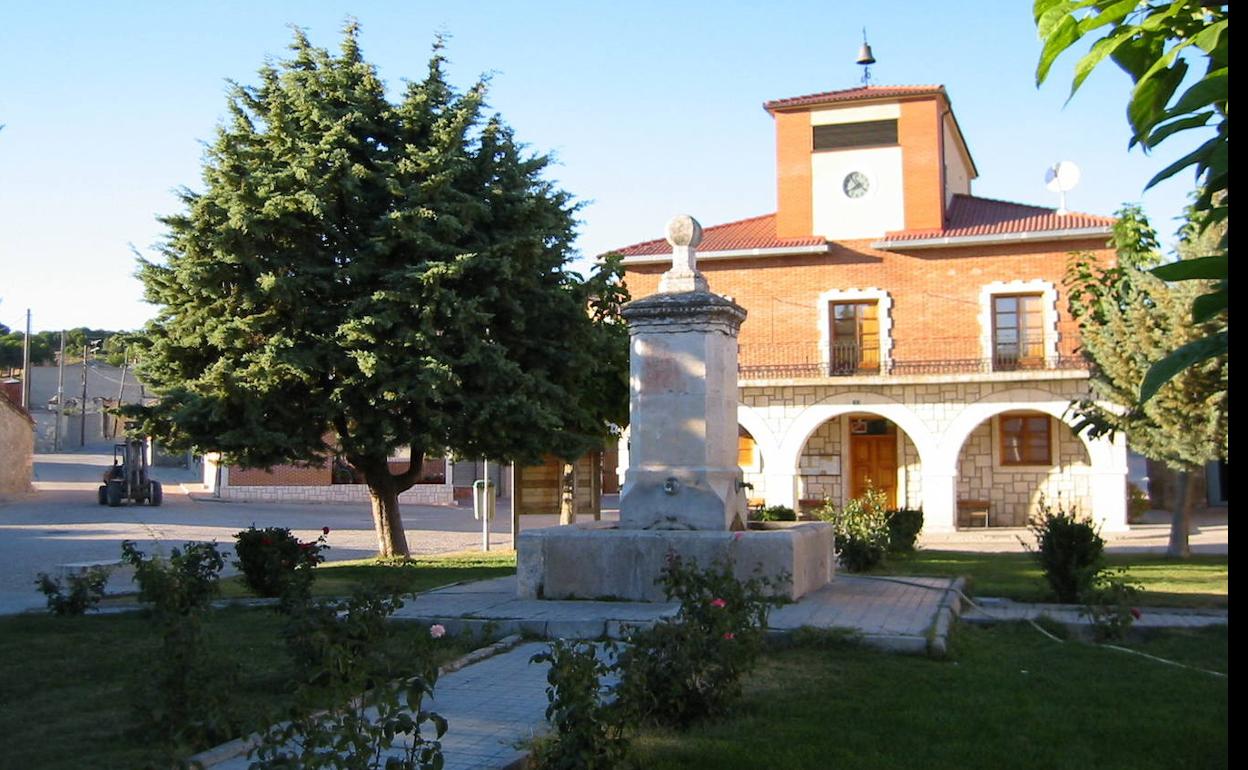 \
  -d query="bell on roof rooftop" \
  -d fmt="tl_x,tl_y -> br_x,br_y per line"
856,29 -> 876,85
